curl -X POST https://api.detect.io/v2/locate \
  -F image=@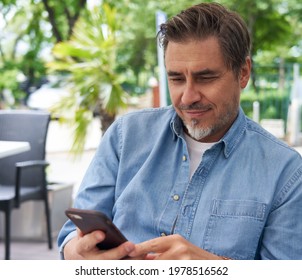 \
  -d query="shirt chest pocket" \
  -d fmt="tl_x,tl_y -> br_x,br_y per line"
203,199 -> 267,260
